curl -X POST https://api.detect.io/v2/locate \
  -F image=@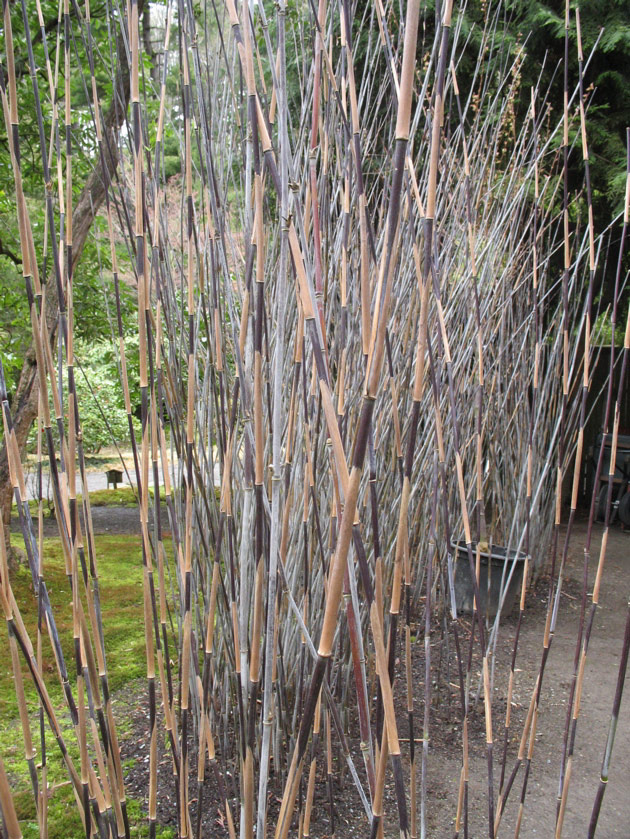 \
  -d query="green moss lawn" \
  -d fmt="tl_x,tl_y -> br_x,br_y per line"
1,532 -> 173,838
